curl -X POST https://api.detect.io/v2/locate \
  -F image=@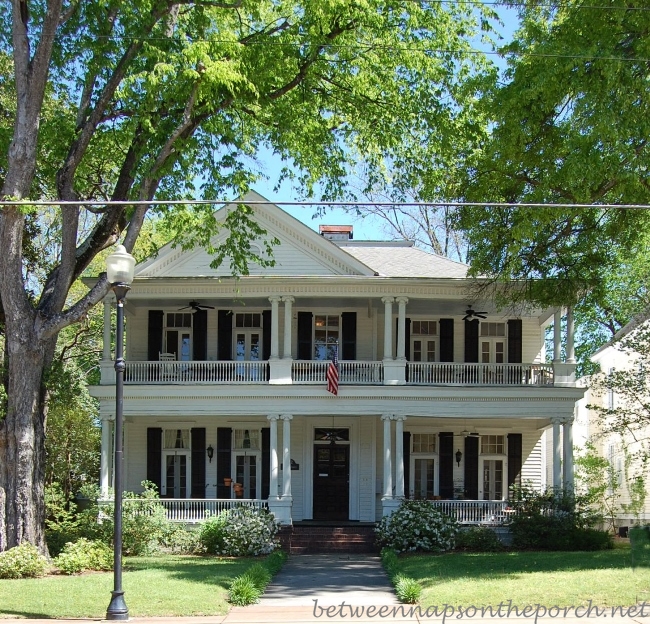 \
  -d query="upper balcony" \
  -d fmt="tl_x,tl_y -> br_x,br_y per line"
114,358 -> 563,387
